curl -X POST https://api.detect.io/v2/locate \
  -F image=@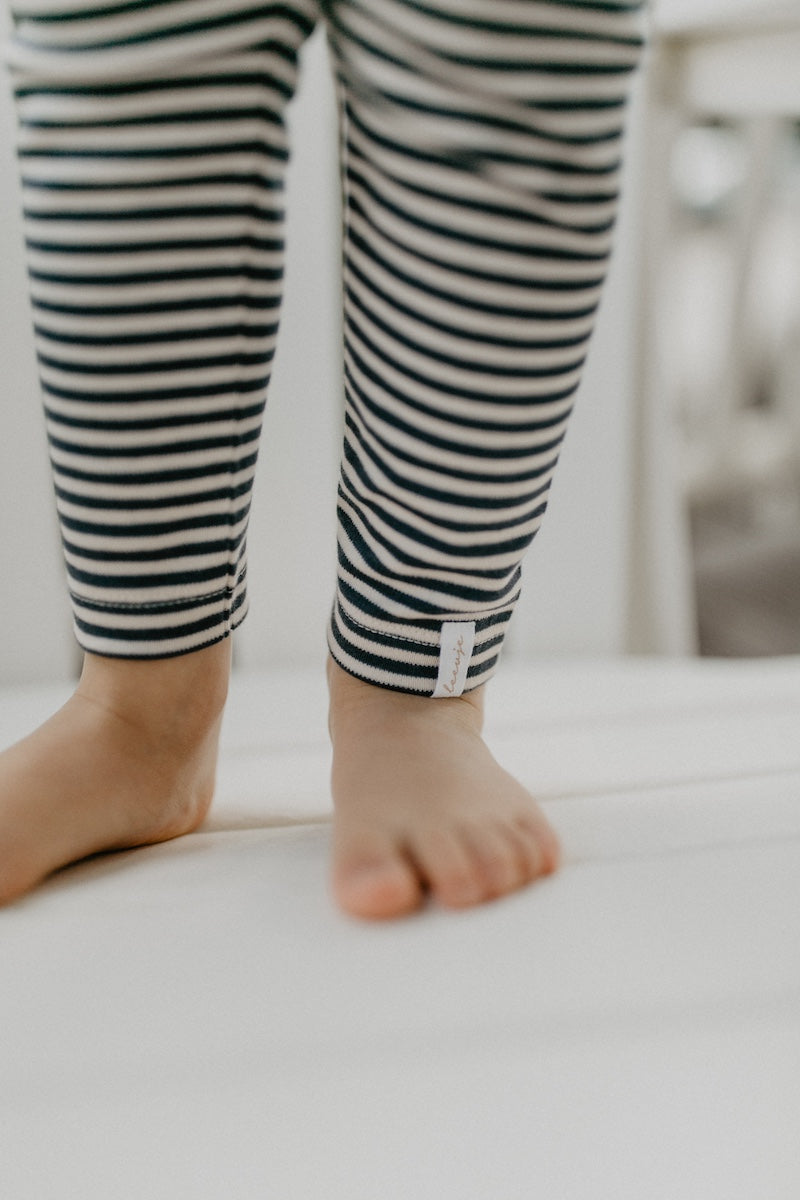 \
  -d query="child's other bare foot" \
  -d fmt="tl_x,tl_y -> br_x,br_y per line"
327,657 -> 560,920
0,640 -> 230,905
